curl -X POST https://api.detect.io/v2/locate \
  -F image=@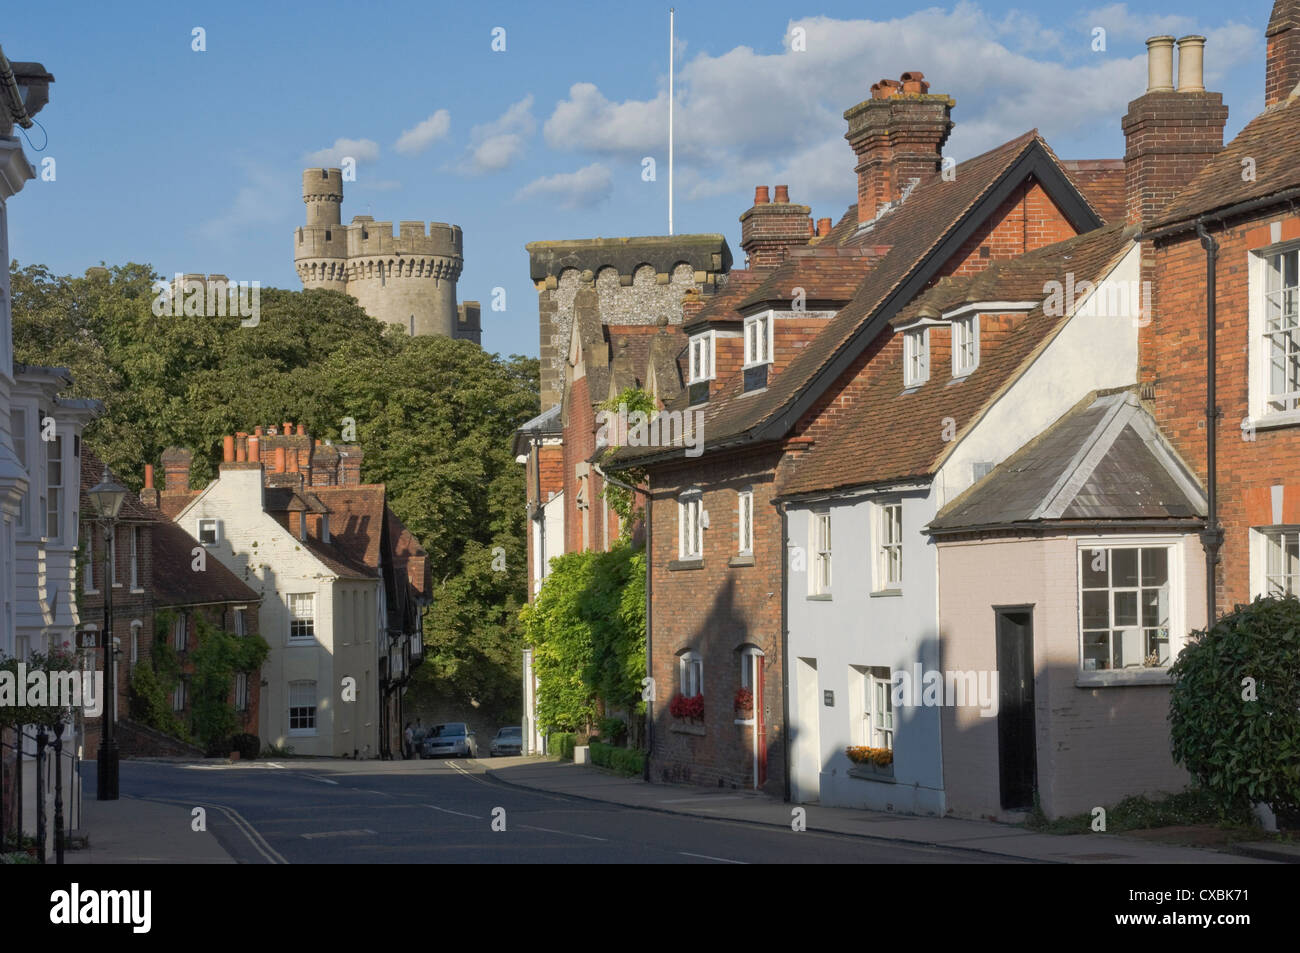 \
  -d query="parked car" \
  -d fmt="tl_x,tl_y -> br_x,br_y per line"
490,726 -> 523,757
421,723 -> 477,759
